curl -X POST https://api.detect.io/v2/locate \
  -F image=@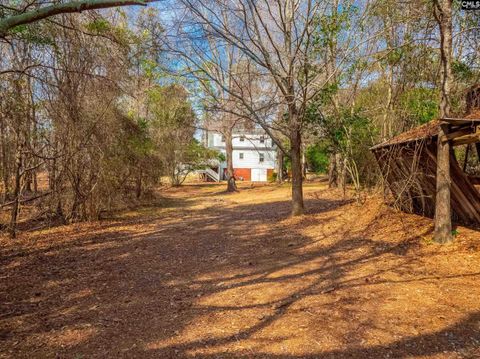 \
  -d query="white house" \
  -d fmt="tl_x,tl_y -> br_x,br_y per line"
203,129 -> 277,182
